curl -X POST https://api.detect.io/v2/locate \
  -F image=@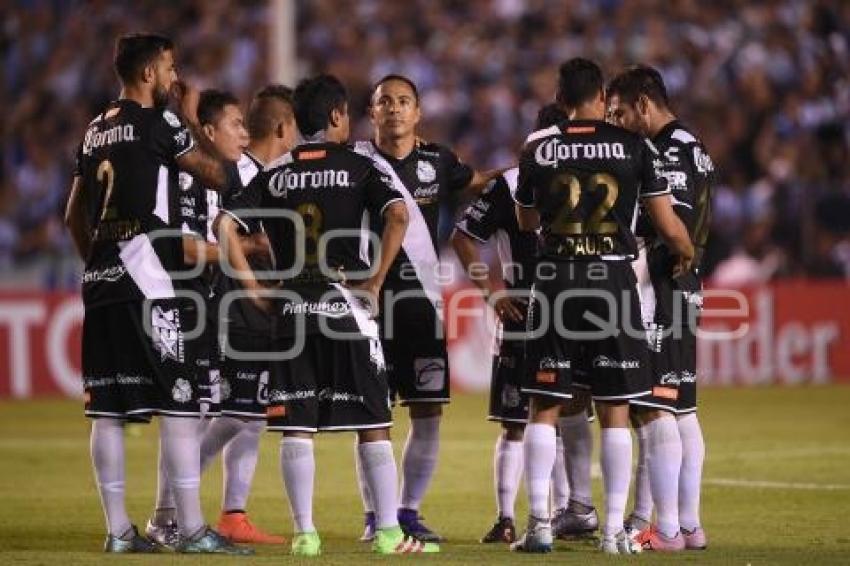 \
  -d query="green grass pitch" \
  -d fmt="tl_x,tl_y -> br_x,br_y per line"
1,386 -> 850,564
